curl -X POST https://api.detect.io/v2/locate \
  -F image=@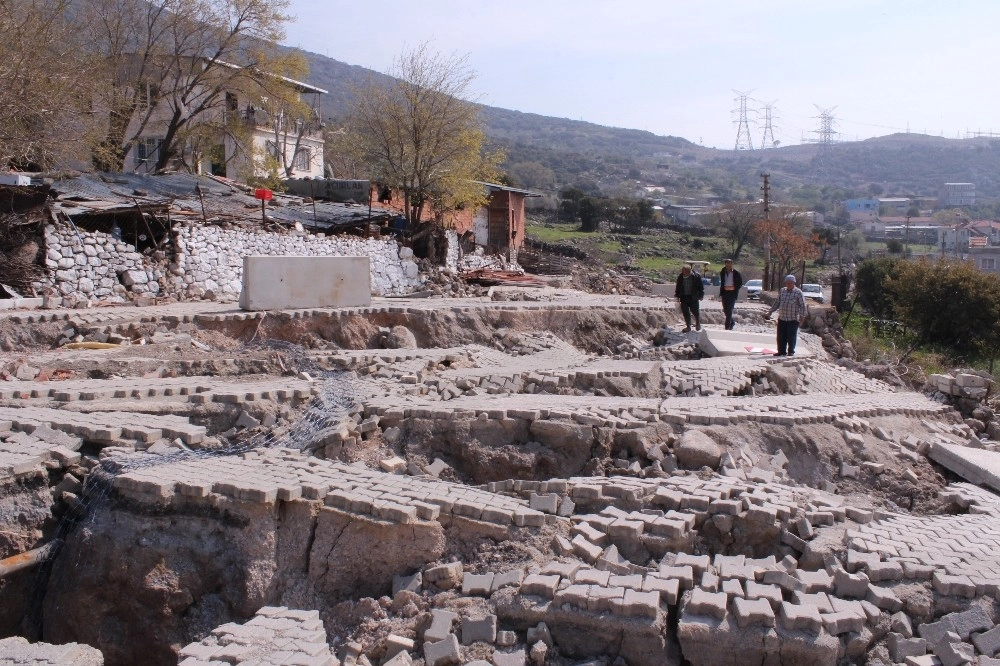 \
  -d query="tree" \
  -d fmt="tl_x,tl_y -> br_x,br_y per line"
715,202 -> 760,260
854,257 -> 902,320
558,187 -> 585,224
243,53 -> 324,179
889,259 -> 1000,357
0,0 -> 97,169
578,197 -> 600,232
754,212 -> 819,278
346,44 -> 503,225
85,0 -> 292,173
